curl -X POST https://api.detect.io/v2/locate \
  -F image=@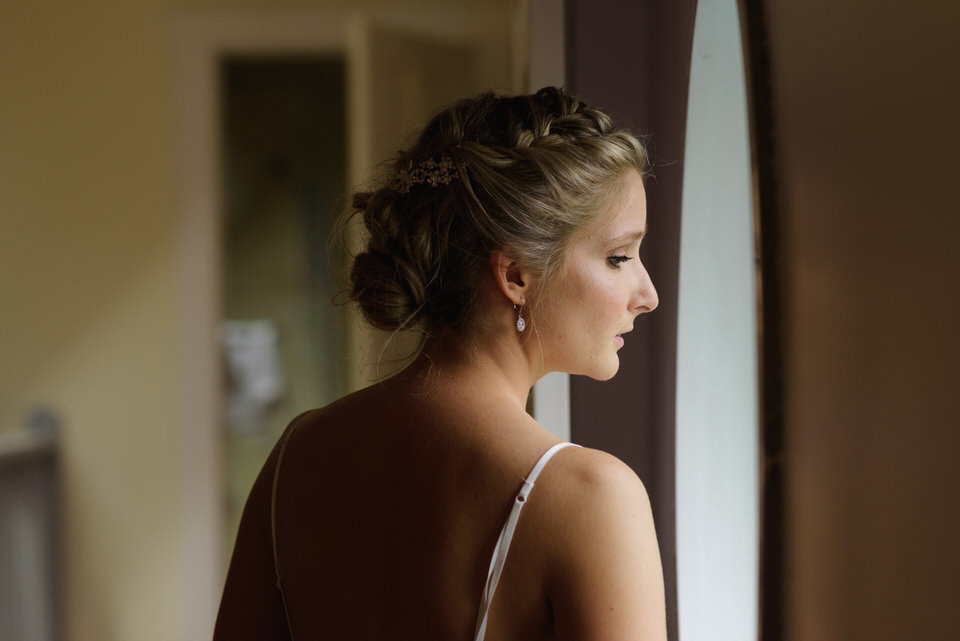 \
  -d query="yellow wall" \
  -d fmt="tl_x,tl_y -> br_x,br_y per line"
0,1 -> 182,639
0,1 -> 517,640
